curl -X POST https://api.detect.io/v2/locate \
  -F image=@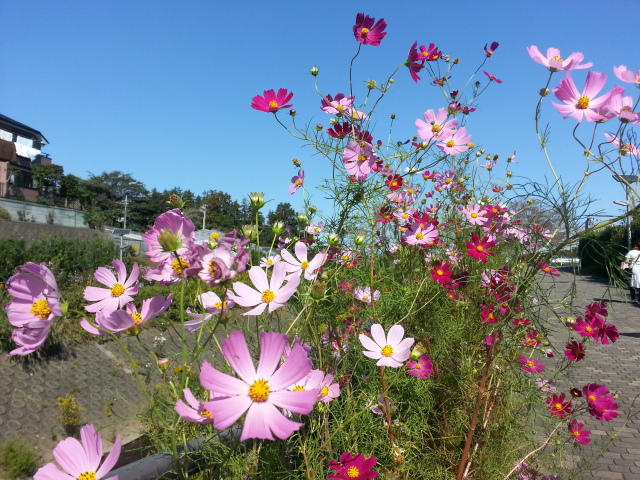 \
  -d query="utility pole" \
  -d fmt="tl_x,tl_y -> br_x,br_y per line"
119,195 -> 130,229
200,204 -> 207,230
